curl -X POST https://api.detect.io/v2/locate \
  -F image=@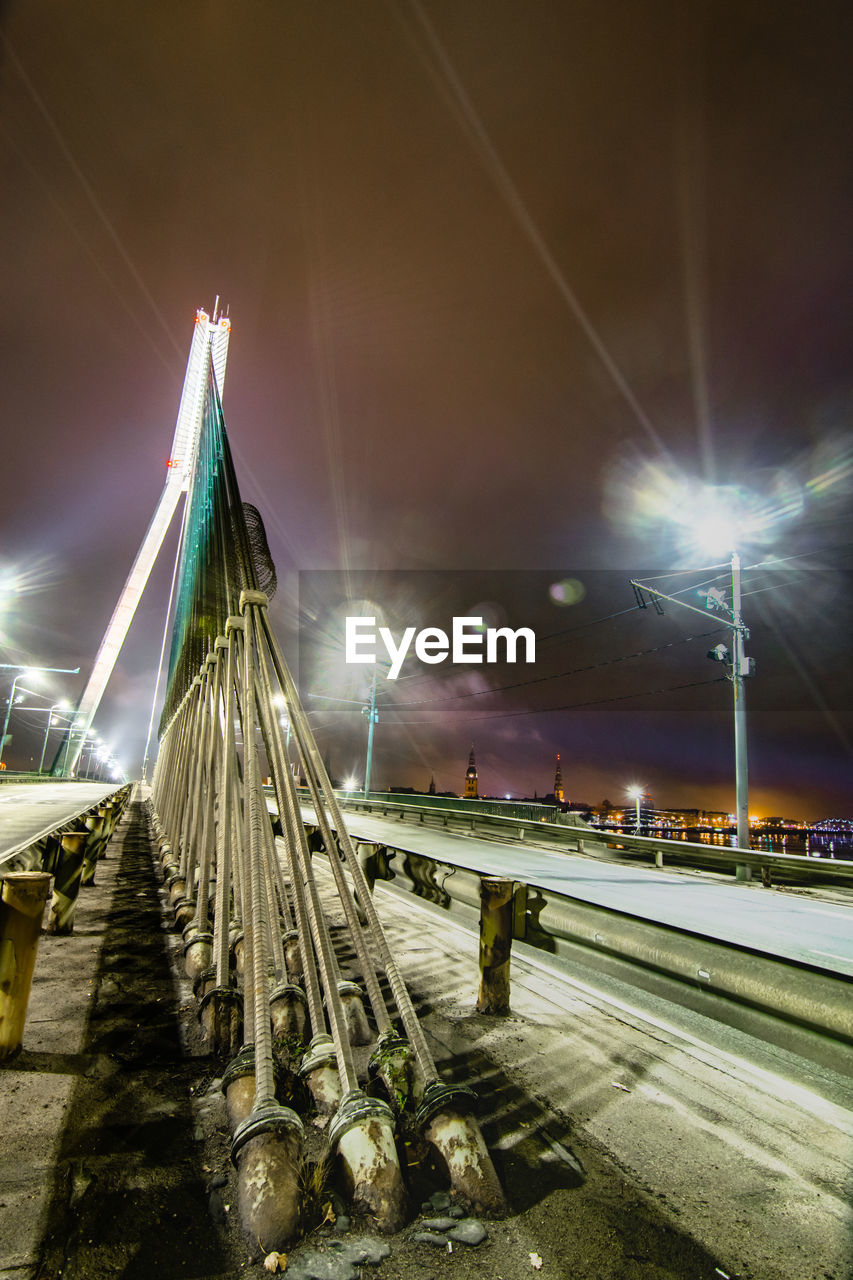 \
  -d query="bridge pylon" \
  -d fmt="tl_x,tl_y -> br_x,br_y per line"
53,306 -> 231,777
